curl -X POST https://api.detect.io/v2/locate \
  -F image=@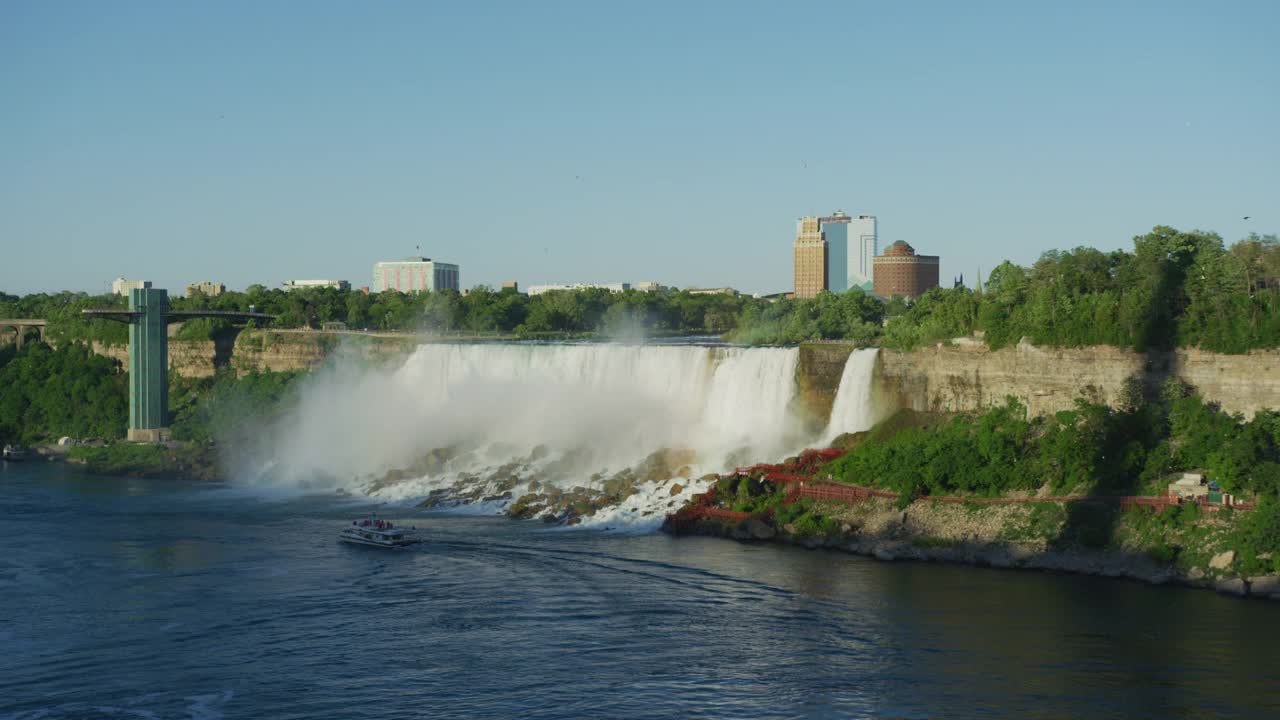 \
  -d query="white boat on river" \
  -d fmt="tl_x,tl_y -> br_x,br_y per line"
339,515 -> 420,548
